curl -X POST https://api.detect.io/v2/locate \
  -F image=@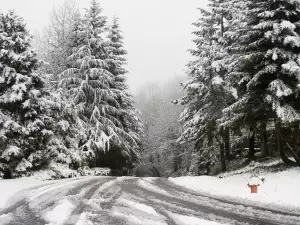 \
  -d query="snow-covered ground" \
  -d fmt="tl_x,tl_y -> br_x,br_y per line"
0,165 -> 115,211
0,176 -> 232,225
0,175 -> 92,210
168,212 -> 227,225
169,161 -> 300,213
44,199 -> 76,225
1,167 -> 300,225
0,177 -> 54,209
